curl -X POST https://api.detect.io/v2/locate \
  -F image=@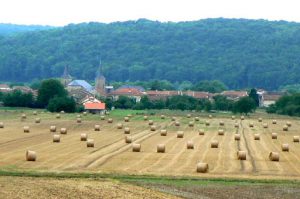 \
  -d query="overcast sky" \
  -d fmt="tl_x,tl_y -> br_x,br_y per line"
0,0 -> 299,26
